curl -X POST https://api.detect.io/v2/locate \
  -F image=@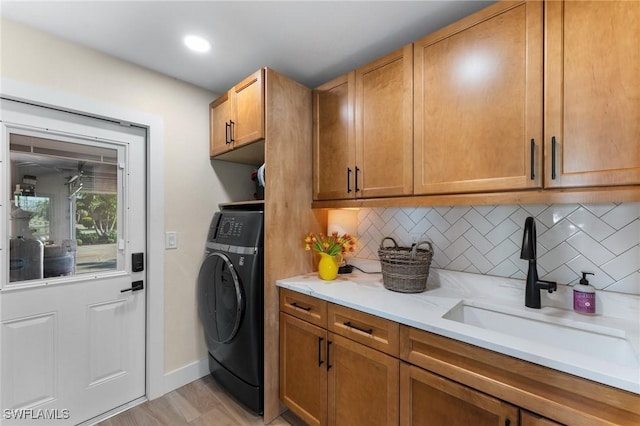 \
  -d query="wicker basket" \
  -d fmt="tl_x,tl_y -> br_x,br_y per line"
378,237 -> 434,293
